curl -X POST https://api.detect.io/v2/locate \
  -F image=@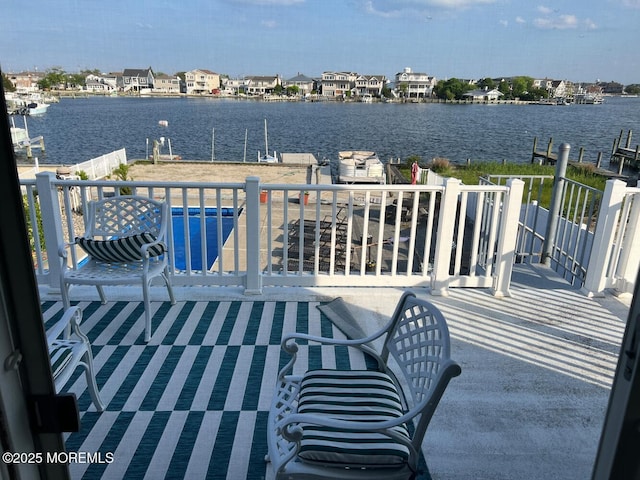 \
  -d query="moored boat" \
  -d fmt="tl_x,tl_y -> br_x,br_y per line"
338,150 -> 385,184
26,101 -> 49,115
258,118 -> 278,163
